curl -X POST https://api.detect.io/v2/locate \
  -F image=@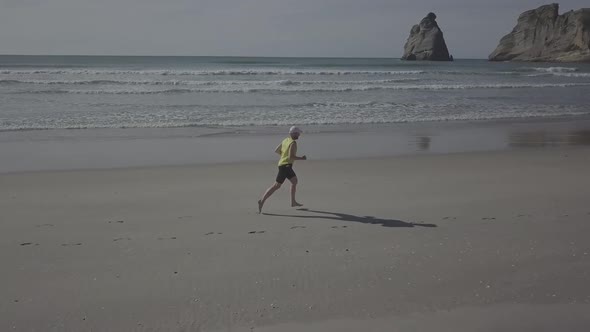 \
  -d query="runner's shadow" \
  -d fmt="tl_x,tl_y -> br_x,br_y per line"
263,208 -> 437,228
